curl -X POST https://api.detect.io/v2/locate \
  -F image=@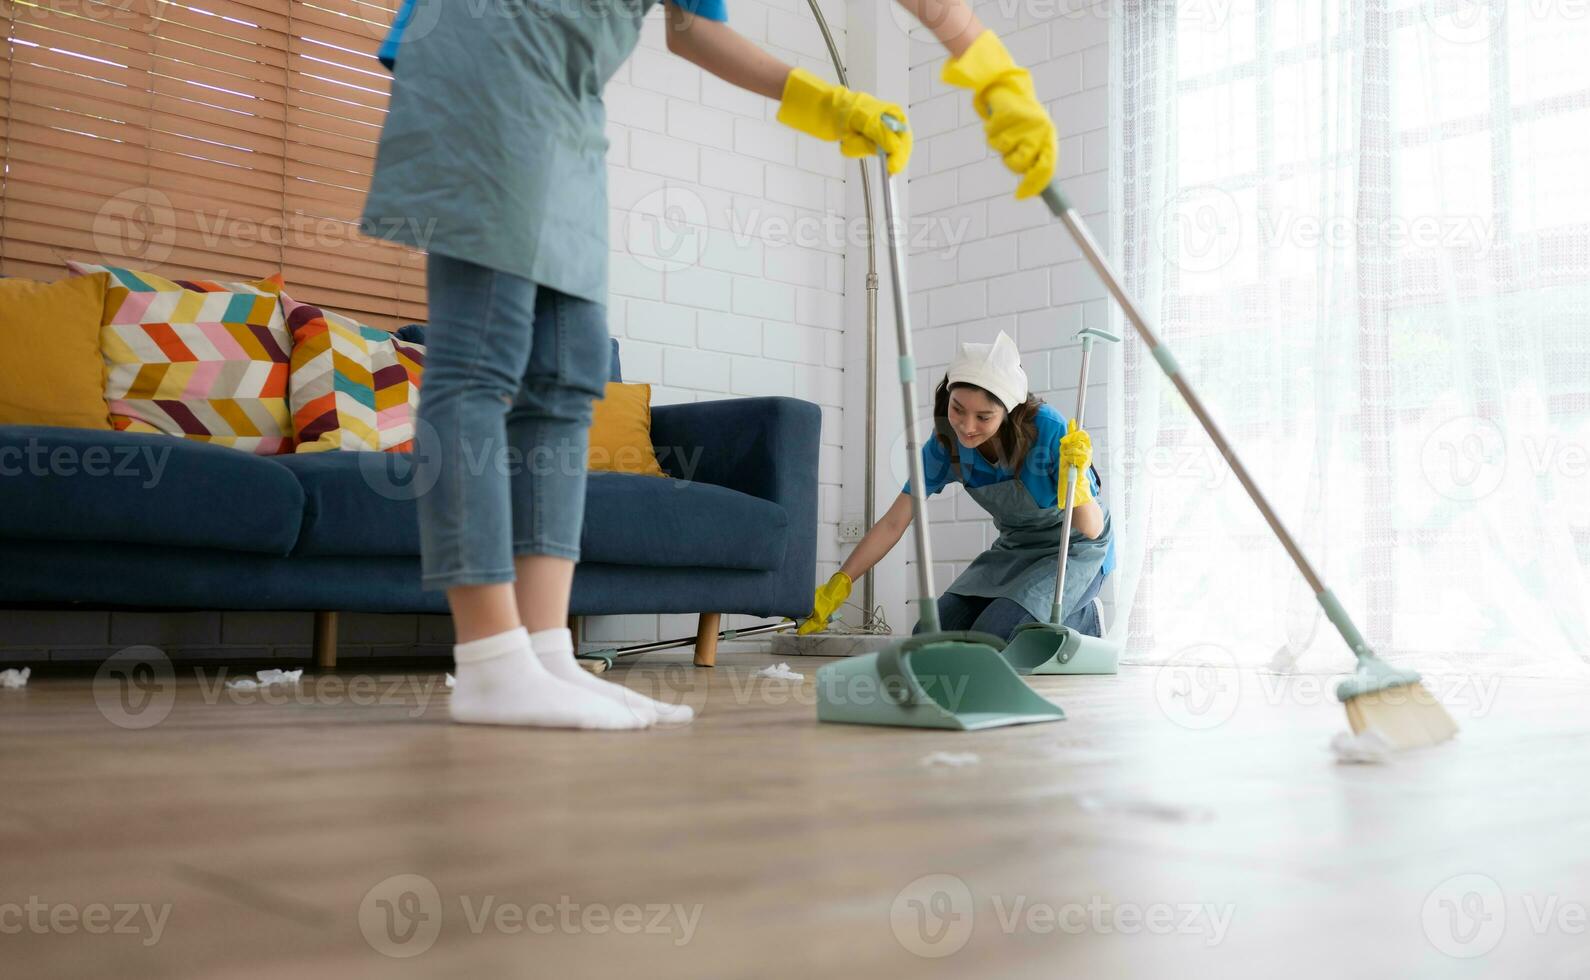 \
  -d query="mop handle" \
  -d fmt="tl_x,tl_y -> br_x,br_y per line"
877,115 -> 940,632
1050,334 -> 1094,624
1039,184 -> 1375,661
